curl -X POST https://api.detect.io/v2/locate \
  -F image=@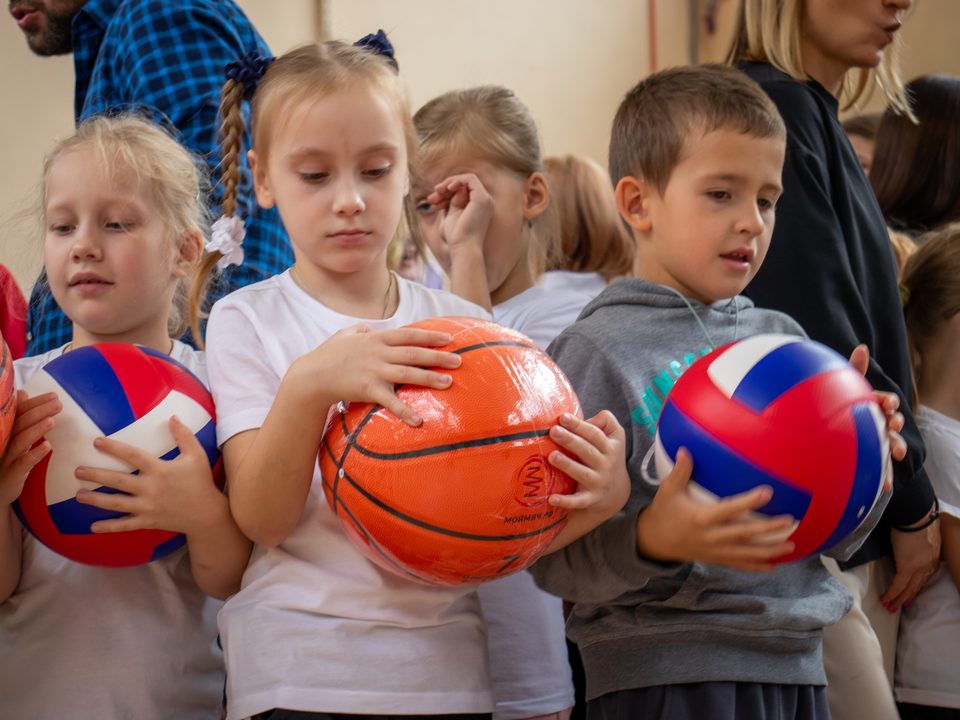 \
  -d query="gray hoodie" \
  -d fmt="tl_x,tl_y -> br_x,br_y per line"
530,278 -> 889,700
